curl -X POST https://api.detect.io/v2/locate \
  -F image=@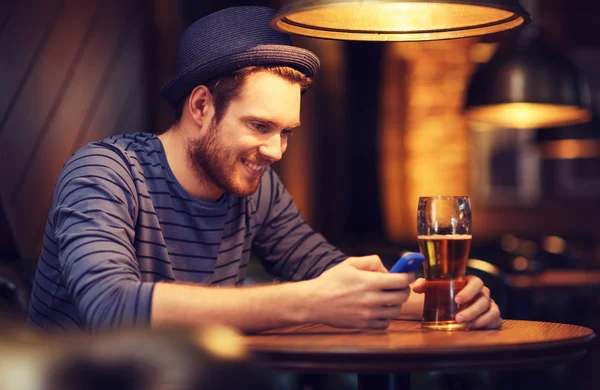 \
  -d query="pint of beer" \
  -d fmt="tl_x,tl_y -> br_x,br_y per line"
417,196 -> 472,330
